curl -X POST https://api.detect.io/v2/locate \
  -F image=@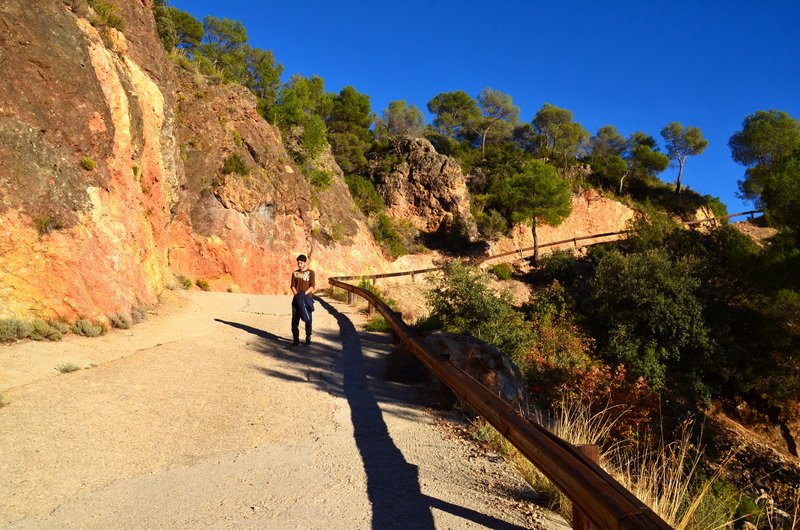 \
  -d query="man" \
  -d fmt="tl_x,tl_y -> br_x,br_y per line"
290,254 -> 315,346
